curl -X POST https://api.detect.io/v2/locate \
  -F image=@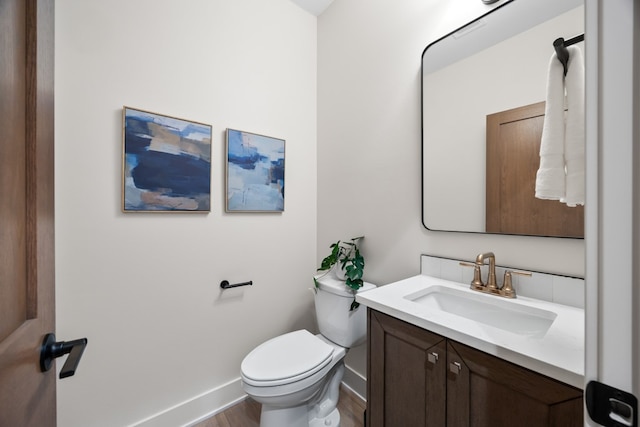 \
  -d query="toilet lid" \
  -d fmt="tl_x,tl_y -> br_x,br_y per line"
241,330 -> 334,383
